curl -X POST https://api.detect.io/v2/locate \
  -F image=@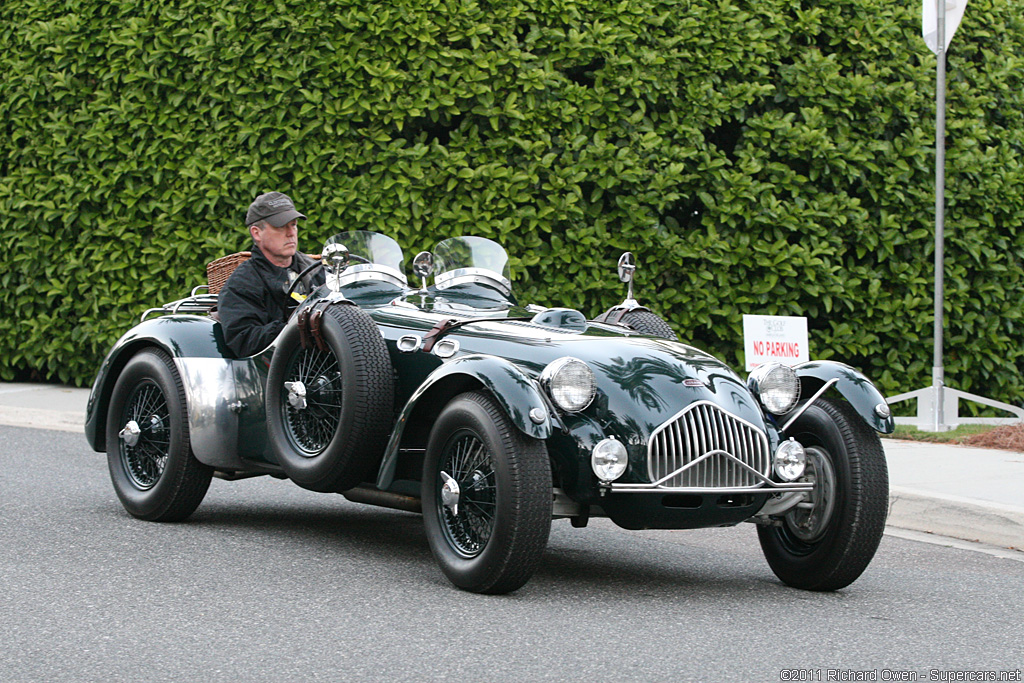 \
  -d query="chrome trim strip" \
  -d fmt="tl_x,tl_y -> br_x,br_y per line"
434,268 -> 512,296
780,378 -> 839,433
329,264 -> 407,290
